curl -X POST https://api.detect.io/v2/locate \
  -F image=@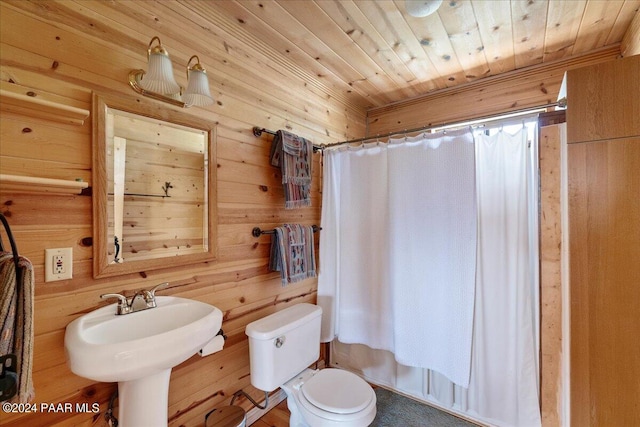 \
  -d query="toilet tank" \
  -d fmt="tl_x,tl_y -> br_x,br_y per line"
245,303 -> 322,392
